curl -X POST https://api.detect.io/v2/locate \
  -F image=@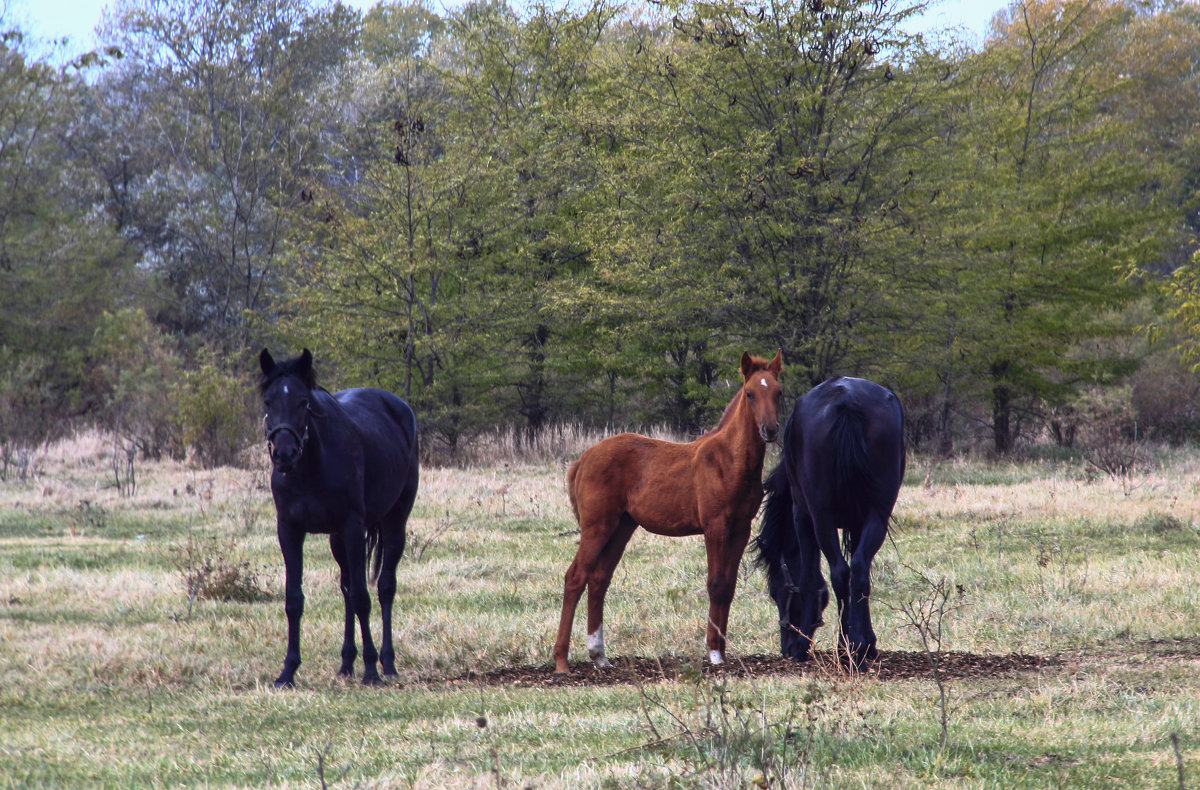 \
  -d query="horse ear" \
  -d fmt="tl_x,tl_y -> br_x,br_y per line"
740,351 -> 753,380
298,349 -> 315,386
259,348 -> 275,375
768,348 -> 783,377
